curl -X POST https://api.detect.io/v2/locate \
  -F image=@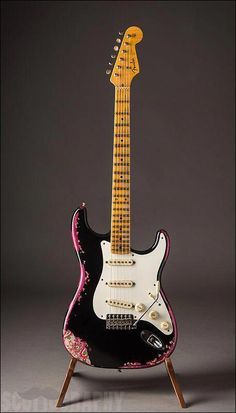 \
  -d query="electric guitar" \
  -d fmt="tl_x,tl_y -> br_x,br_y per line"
62,26 -> 177,369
